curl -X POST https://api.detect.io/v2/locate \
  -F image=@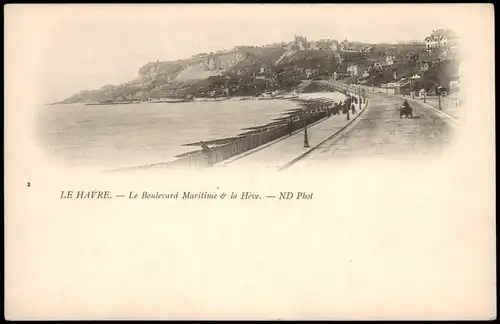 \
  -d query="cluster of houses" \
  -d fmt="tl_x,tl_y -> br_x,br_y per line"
151,29 -> 461,98
340,39 -> 372,53
341,54 -> 397,78
424,29 -> 459,54
284,35 -> 374,54
287,35 -> 339,51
